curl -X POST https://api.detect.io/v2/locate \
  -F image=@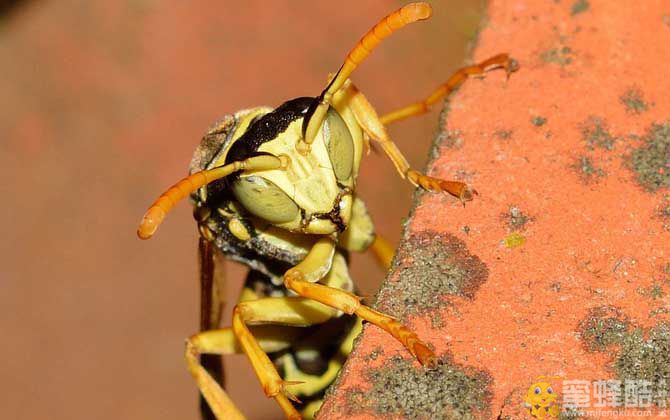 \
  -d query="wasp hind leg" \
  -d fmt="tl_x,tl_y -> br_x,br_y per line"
380,53 -> 518,125
187,295 -> 340,420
